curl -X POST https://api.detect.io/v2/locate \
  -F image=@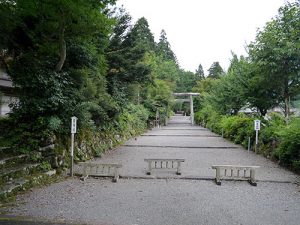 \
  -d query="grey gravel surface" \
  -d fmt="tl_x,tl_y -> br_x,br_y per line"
85,116 -> 299,183
2,115 -> 300,225
6,178 -> 300,225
